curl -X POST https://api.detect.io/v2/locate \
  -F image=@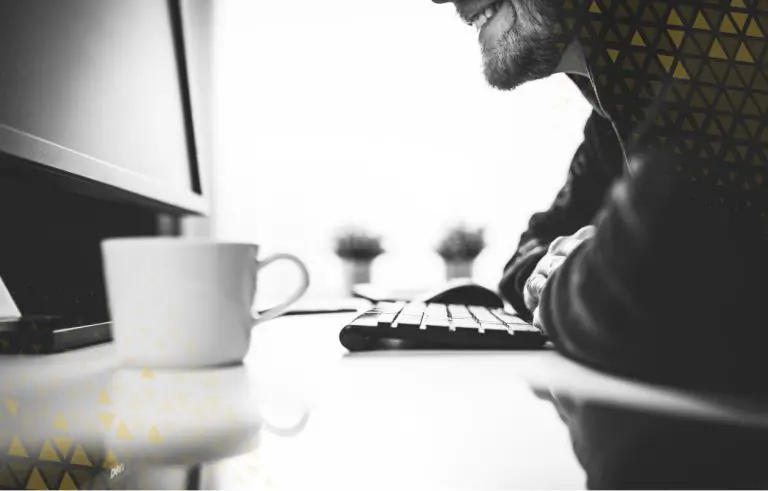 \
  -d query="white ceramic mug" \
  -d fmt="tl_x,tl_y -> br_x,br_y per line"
101,238 -> 310,368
